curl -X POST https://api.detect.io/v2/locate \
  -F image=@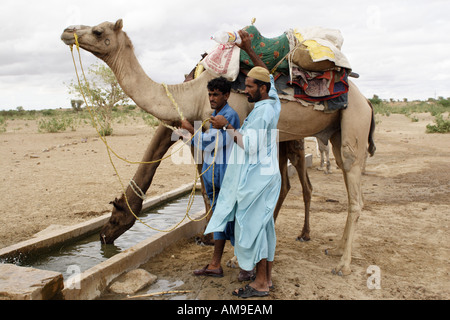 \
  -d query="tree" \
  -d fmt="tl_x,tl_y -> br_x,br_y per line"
68,62 -> 129,136
70,99 -> 84,112
369,94 -> 382,105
